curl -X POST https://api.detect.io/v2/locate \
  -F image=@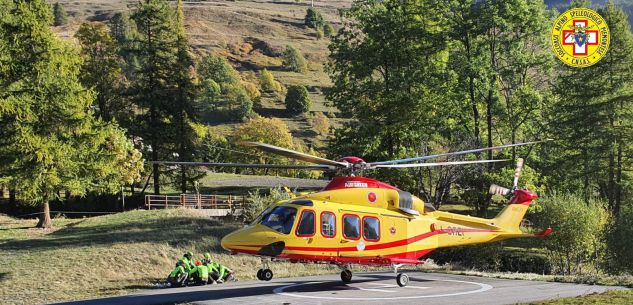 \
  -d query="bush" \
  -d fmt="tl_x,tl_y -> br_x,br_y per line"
285,85 -> 312,114
304,7 -> 324,29
244,188 -> 290,223
323,23 -> 334,37
241,81 -> 261,105
534,193 -> 609,275
283,45 -> 307,73
199,79 -> 221,109
606,206 -> 633,273
260,69 -> 282,93
311,112 -> 330,136
428,245 -> 552,274
53,3 -> 68,26
224,85 -> 252,121
315,28 -> 324,40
